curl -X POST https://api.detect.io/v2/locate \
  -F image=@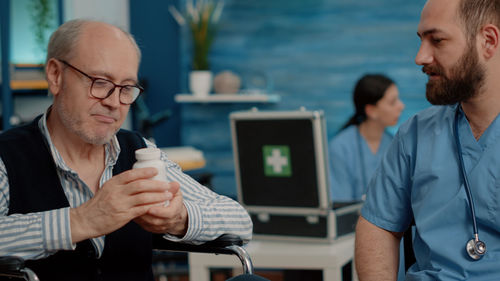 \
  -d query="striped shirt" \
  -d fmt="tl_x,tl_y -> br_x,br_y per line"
0,112 -> 252,260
